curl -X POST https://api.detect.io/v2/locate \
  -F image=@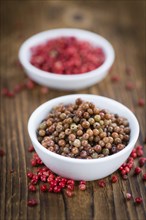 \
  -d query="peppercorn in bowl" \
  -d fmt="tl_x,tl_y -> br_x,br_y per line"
28,94 -> 139,180
19,28 -> 115,90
